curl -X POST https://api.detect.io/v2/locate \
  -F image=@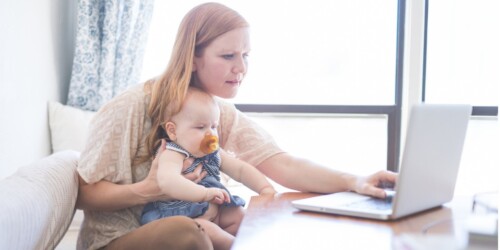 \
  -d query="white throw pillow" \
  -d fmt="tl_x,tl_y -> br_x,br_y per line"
48,101 -> 95,153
